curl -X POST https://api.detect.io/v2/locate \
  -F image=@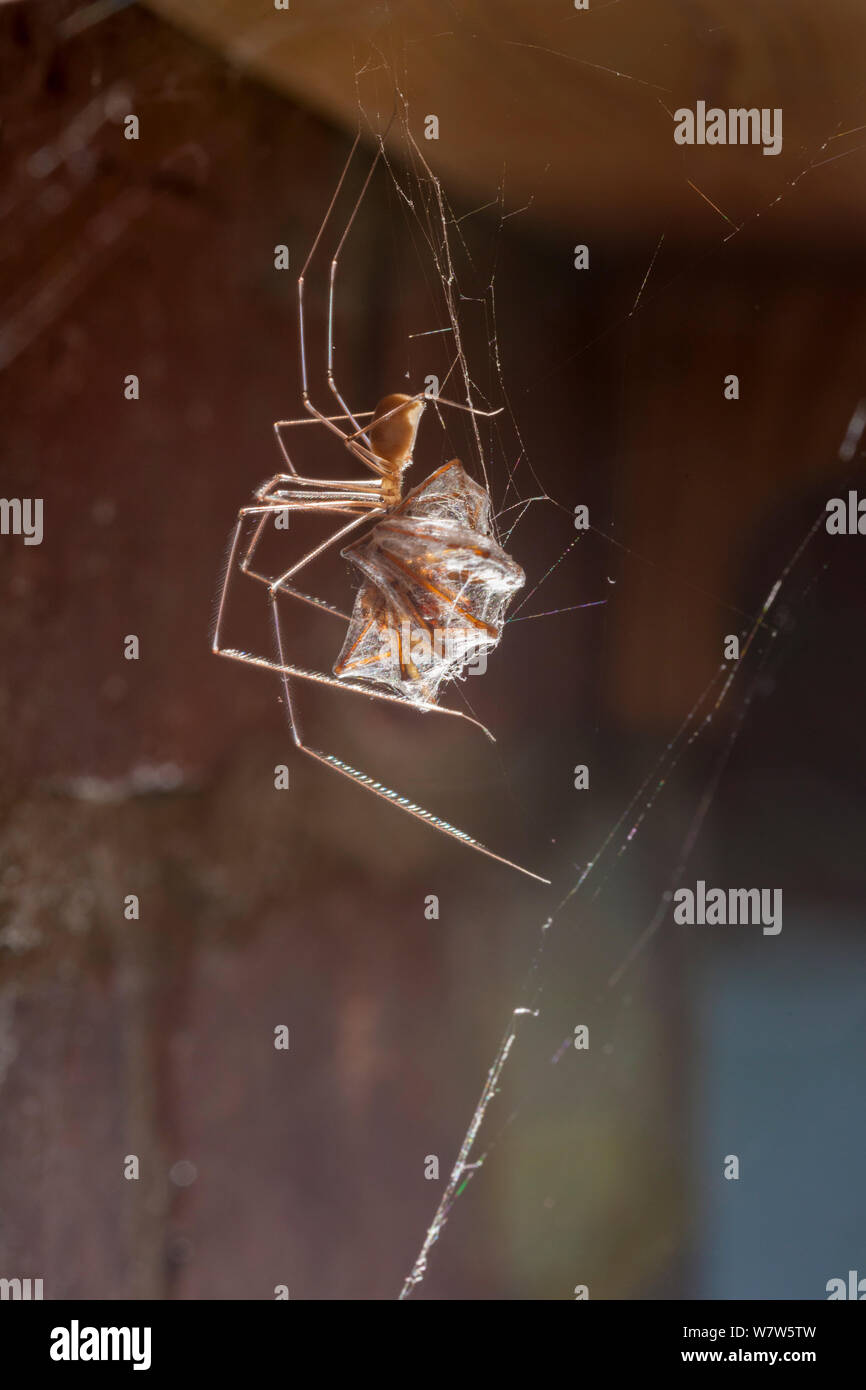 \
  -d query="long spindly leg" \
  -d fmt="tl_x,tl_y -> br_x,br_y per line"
270,416 -> 384,483
325,155 -> 382,452
266,508 -> 379,593
217,495 -> 378,630
248,497 -> 506,742
275,410 -> 375,427
274,392 -> 503,480
273,379 -> 504,447
343,394 -> 503,447
239,490 -> 381,621
293,127 -> 503,479
269,590 -> 550,885
215,640 -> 496,741
213,500 -> 366,653
296,135 -> 392,477
256,467 -> 381,501
213,502 -> 497,742
237,509 -> 352,623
